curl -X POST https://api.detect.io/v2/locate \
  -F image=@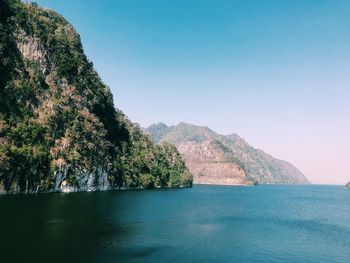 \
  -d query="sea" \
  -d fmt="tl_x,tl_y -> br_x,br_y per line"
0,184 -> 349,262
